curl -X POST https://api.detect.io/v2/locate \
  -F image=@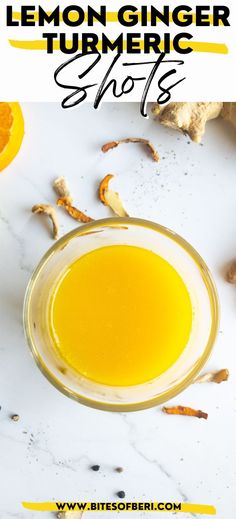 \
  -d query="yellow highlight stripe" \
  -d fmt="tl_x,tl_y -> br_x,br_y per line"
9,39 -> 228,55
182,503 -> 216,514
22,501 -> 216,514
12,11 -> 220,25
